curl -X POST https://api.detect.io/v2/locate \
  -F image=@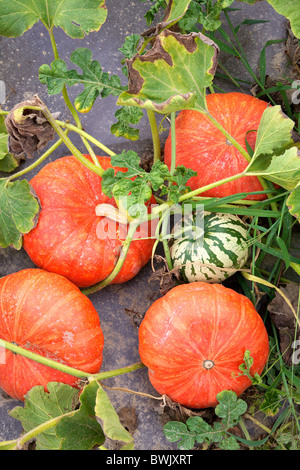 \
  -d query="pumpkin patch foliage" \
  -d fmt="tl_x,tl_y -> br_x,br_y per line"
0,0 -> 299,452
